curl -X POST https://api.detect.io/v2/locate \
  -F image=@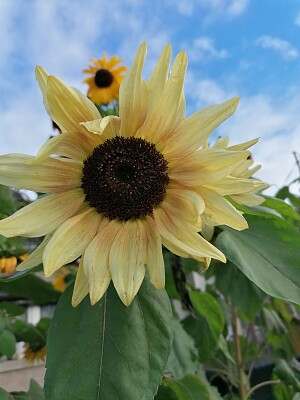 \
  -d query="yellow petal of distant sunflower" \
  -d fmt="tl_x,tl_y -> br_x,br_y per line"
162,97 -> 240,155
43,209 -> 102,277
0,154 -> 82,193
35,66 -> 51,117
0,189 -> 84,238
109,220 -> 147,306
153,207 -> 226,262
16,235 -> 52,271
144,216 -> 165,289
119,43 -> 148,137
200,187 -> 248,230
138,51 -> 187,144
72,258 -> 89,307
83,220 -> 119,305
